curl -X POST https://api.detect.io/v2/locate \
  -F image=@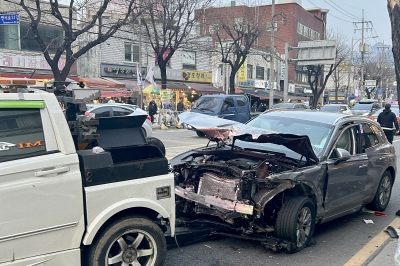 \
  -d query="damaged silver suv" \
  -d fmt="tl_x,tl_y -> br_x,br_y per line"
171,110 -> 396,253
